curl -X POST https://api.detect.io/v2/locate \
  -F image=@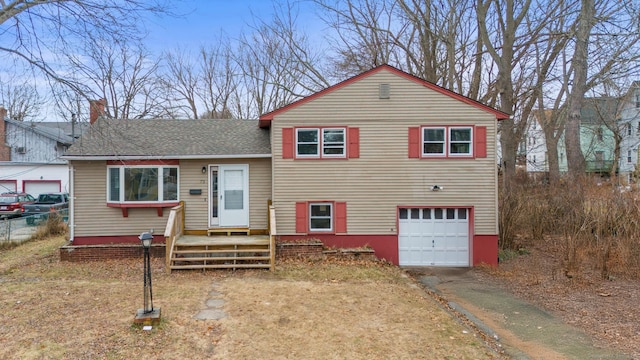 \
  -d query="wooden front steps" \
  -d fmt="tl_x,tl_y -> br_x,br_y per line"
164,203 -> 277,272
168,235 -> 272,271
207,227 -> 250,236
